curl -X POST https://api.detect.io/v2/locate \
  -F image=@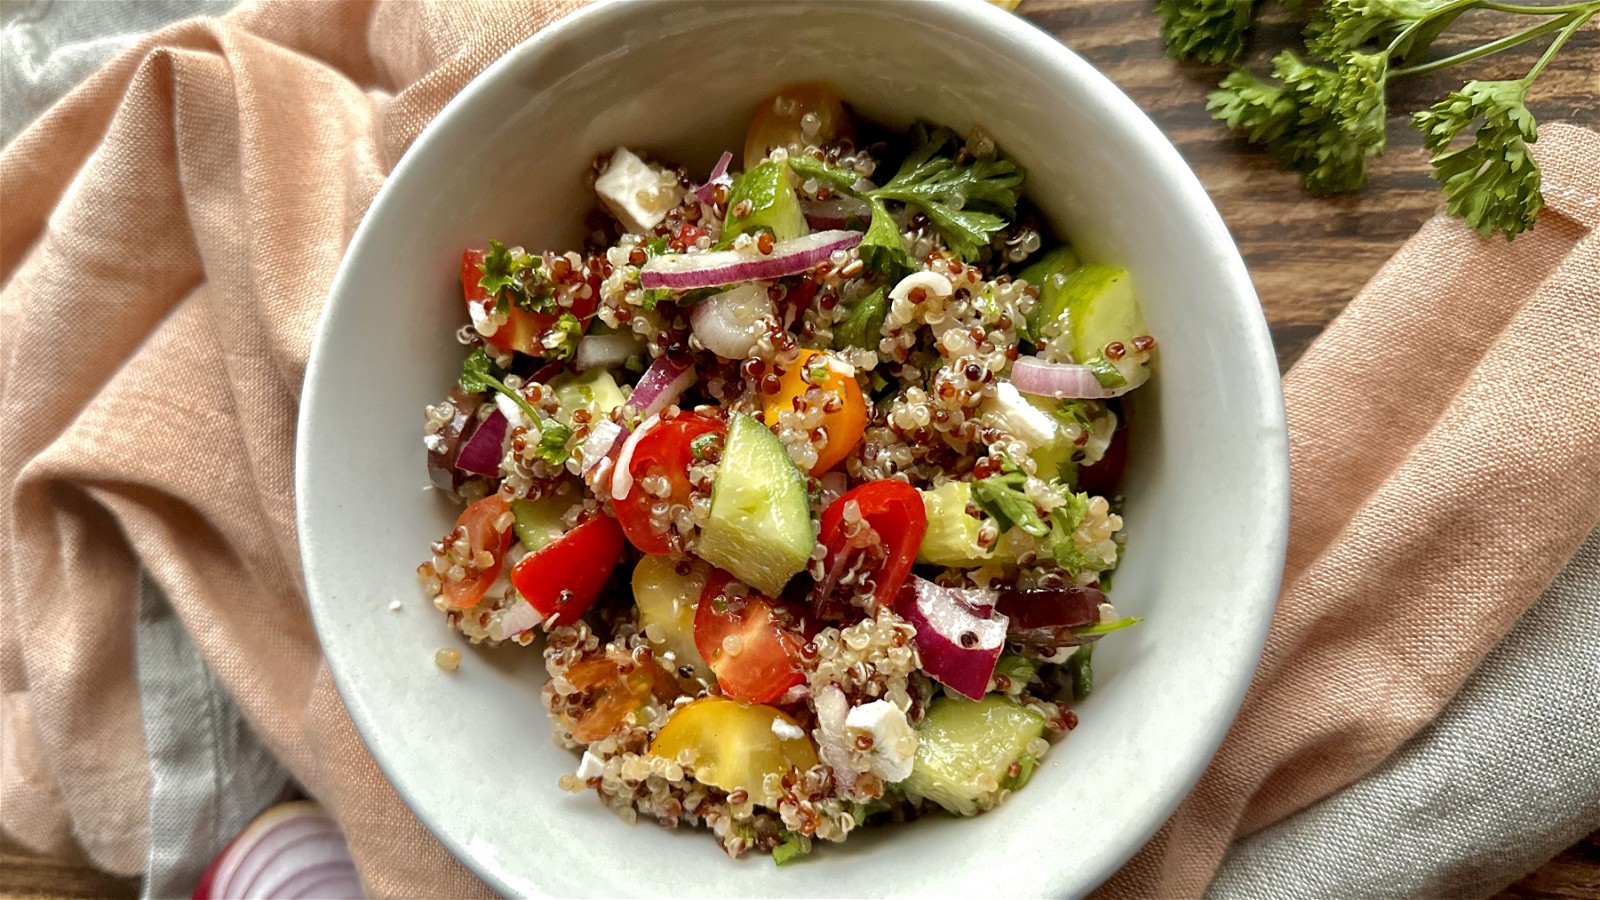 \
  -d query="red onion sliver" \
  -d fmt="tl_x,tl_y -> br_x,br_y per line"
574,332 -> 640,371
612,413 -> 663,501
625,355 -> 696,419
639,230 -> 862,291
818,471 -> 849,509
497,597 -> 543,639
454,408 -> 506,477
1010,357 -> 1123,400
800,196 -> 872,231
689,283 -> 775,359
579,419 -> 627,476
997,586 -> 1106,649
692,150 -> 734,204
895,577 -> 1008,701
